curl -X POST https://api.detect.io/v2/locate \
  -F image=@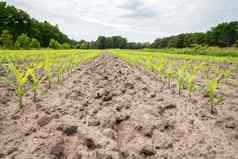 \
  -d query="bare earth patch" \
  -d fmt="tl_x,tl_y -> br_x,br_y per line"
0,55 -> 238,159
